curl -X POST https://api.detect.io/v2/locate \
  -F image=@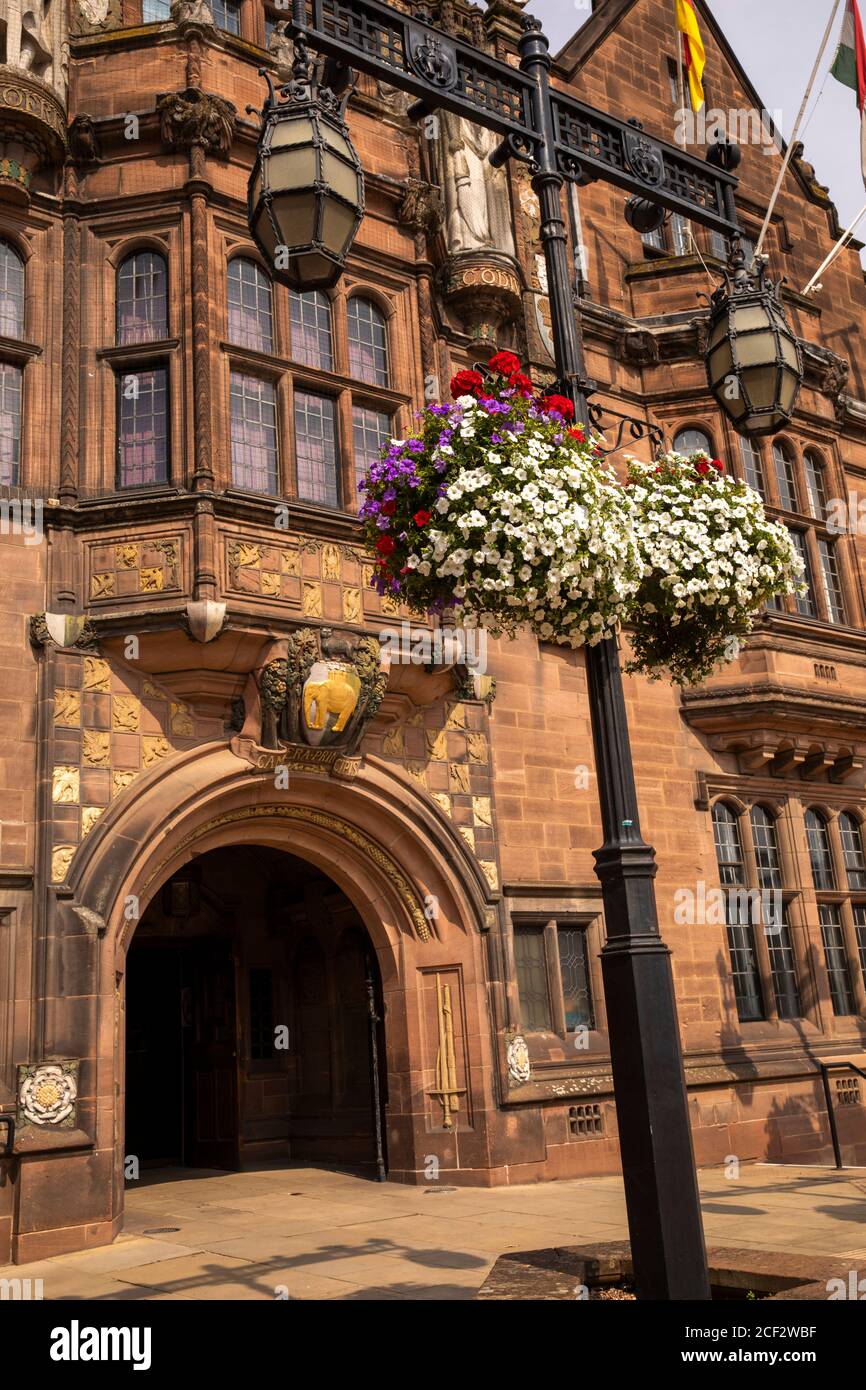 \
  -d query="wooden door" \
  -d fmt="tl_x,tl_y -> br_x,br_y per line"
183,939 -> 241,1170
